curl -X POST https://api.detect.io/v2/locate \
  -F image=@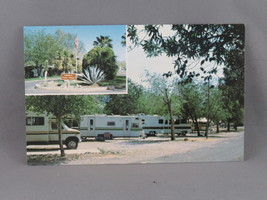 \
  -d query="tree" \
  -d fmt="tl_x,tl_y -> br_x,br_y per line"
127,24 -> 244,83
144,72 -> 180,140
82,46 -> 118,80
207,87 -> 229,133
136,92 -> 167,115
179,82 -> 204,136
24,30 -> 60,76
121,33 -> 126,47
104,80 -> 143,115
24,29 -> 86,76
26,96 -> 88,156
93,35 -> 113,48
128,24 -> 245,133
